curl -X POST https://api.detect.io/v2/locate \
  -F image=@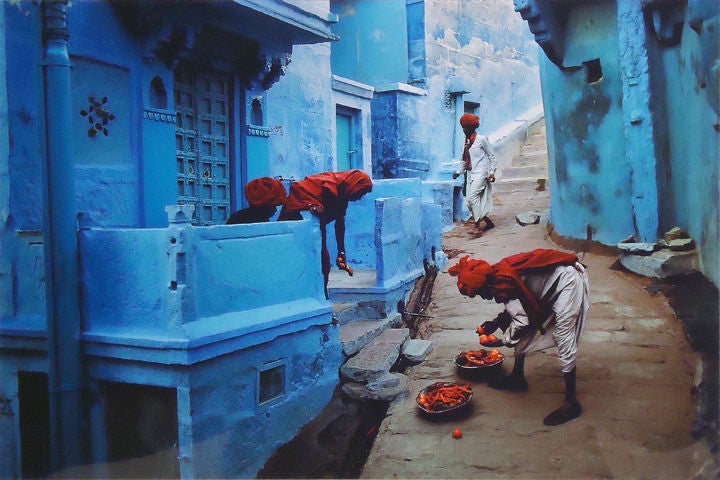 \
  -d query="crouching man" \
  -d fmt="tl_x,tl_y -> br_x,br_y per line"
448,248 -> 590,426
